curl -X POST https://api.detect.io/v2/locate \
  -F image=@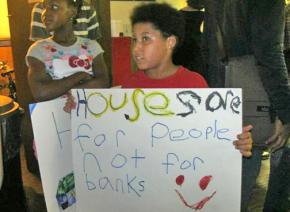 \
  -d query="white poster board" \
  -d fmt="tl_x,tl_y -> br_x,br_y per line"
30,98 -> 76,212
71,88 -> 242,212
